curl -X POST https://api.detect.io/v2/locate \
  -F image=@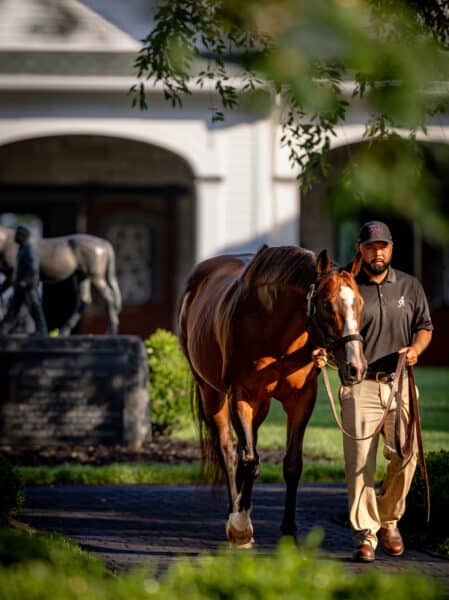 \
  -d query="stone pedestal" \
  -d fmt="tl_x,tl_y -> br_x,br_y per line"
0,335 -> 150,449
